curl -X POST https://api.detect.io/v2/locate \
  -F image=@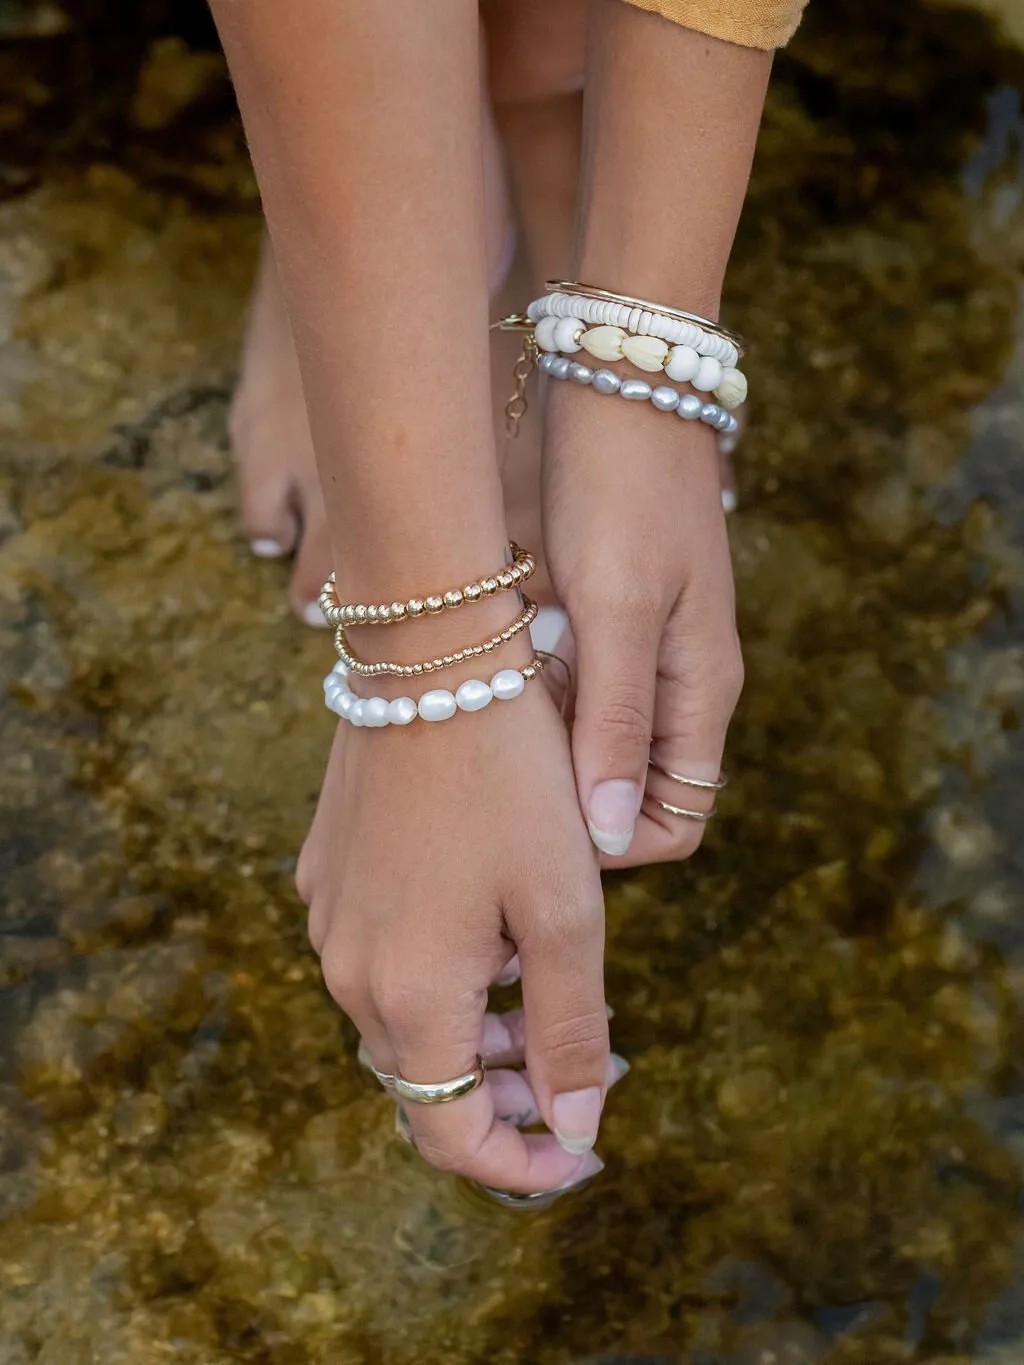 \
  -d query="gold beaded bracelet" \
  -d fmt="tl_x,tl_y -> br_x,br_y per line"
335,598 -> 539,678
318,542 -> 535,627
